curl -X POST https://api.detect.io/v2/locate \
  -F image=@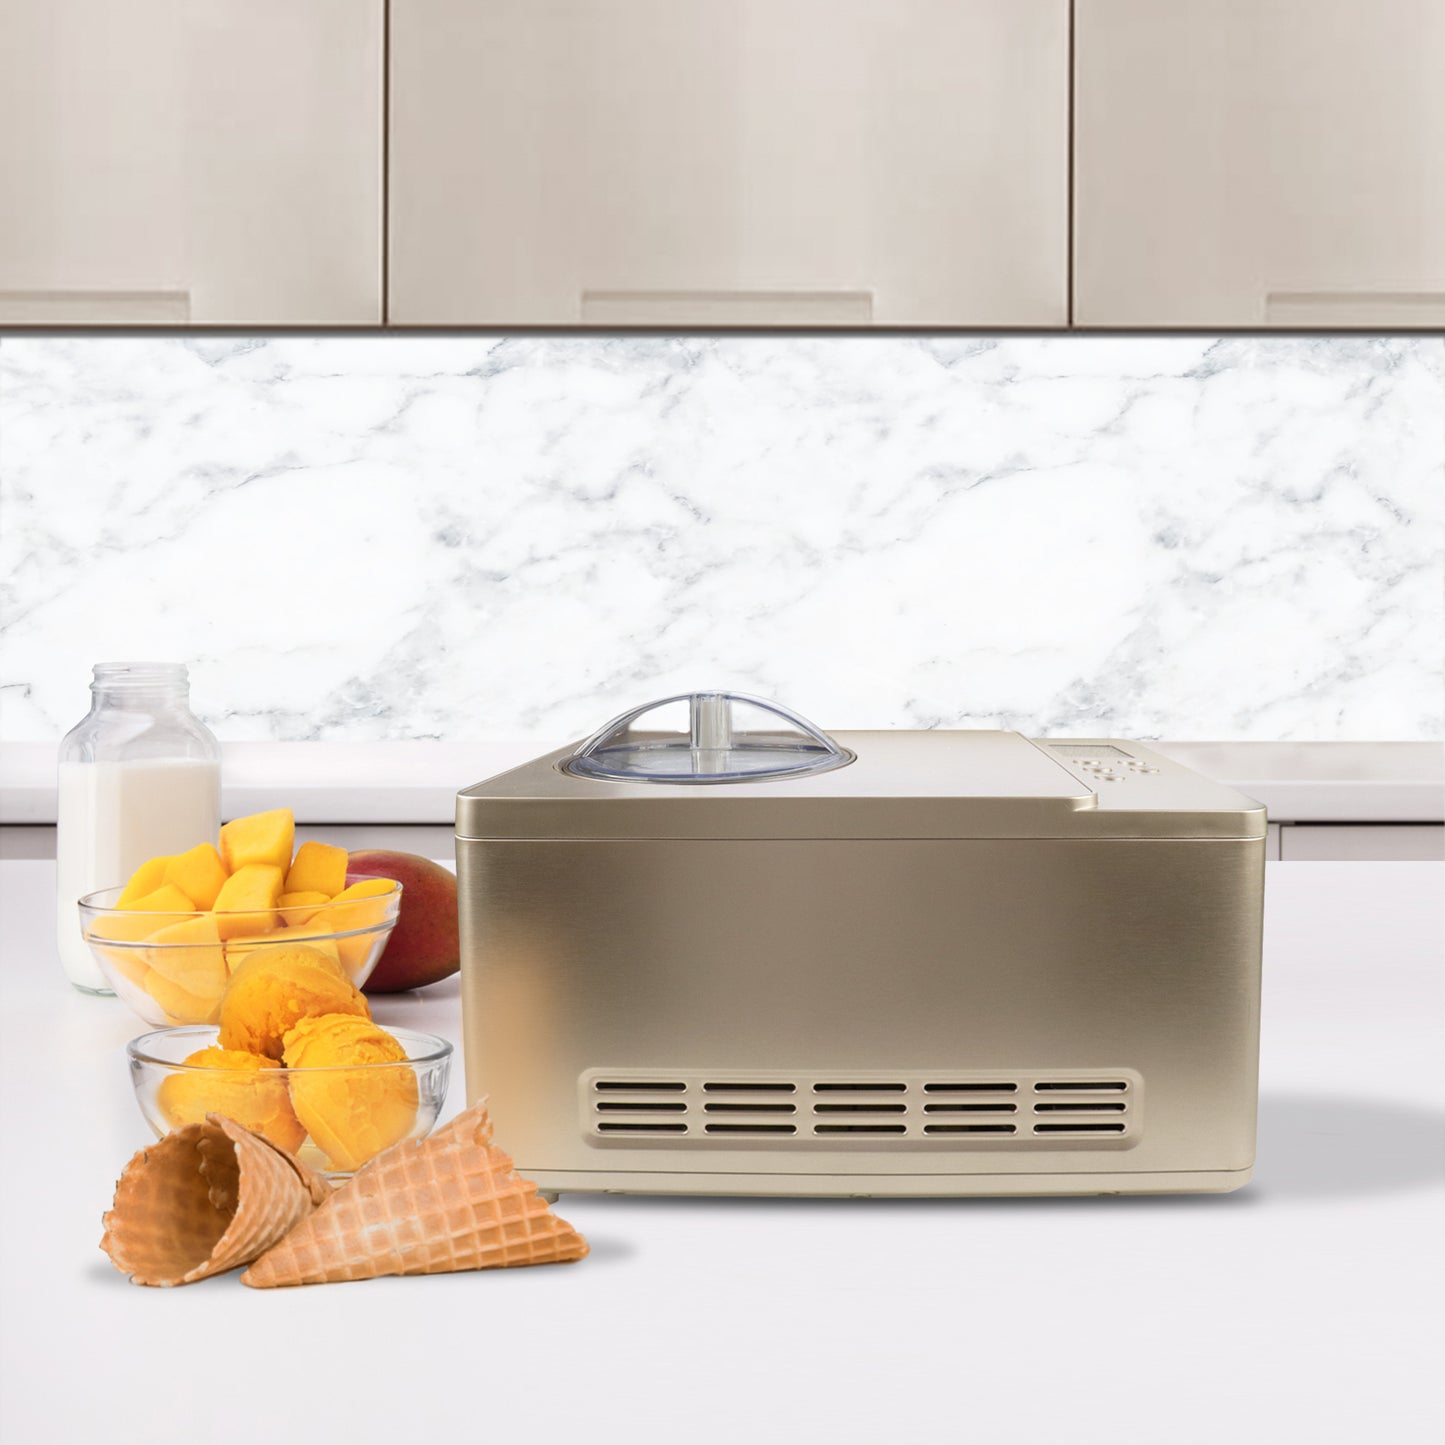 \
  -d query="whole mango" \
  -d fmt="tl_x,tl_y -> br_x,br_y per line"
346,851 -> 459,993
